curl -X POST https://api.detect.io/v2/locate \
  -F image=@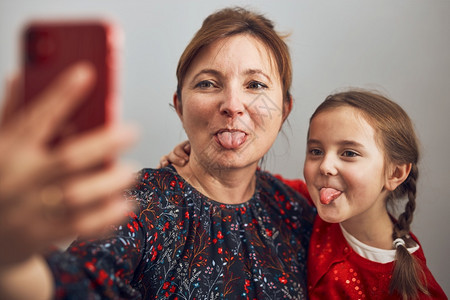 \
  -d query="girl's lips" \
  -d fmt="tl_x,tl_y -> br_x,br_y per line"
215,129 -> 247,149
319,187 -> 342,205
